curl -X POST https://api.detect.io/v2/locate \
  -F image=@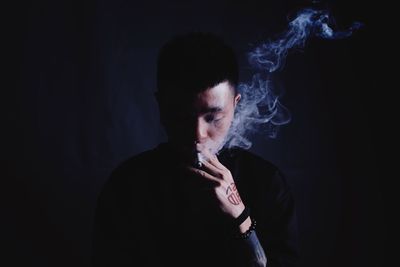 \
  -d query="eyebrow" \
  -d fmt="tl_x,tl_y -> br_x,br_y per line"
199,106 -> 223,113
